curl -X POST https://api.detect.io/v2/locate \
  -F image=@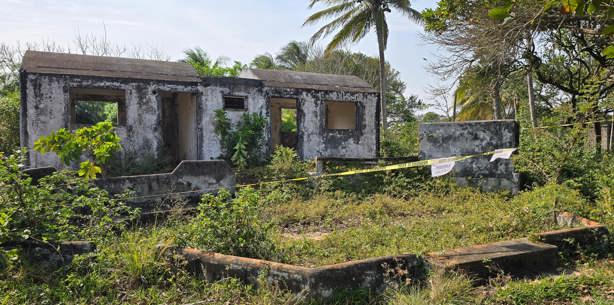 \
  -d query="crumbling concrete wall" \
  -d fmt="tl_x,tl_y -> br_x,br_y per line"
95,160 -> 235,203
22,73 -> 378,168
200,78 -> 268,161
419,120 -> 519,192
179,248 -> 424,299
265,87 -> 379,160
199,79 -> 379,161
21,72 -> 201,168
